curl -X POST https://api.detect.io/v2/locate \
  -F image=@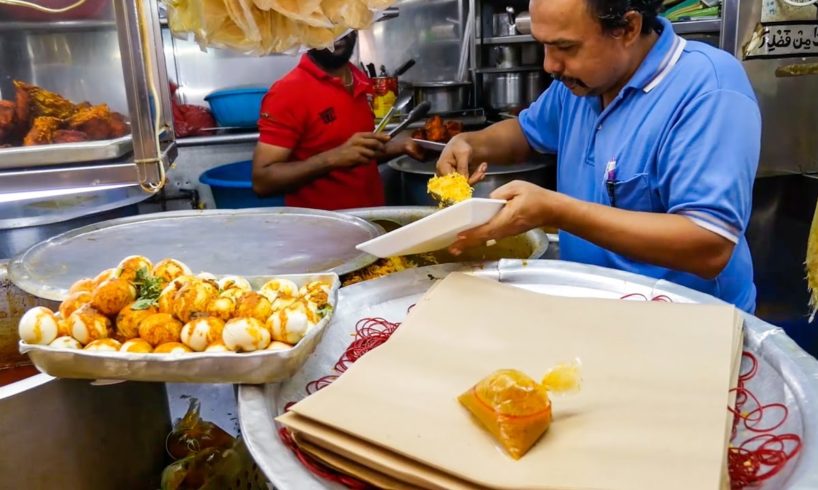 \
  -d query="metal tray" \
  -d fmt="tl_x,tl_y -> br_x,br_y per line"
20,273 -> 339,384
9,208 -> 382,301
238,260 -> 818,490
0,135 -> 133,169
412,139 -> 446,152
